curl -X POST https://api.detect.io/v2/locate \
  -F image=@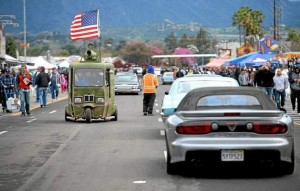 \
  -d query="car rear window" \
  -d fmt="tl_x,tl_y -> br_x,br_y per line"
116,75 -> 138,82
196,95 -> 262,110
